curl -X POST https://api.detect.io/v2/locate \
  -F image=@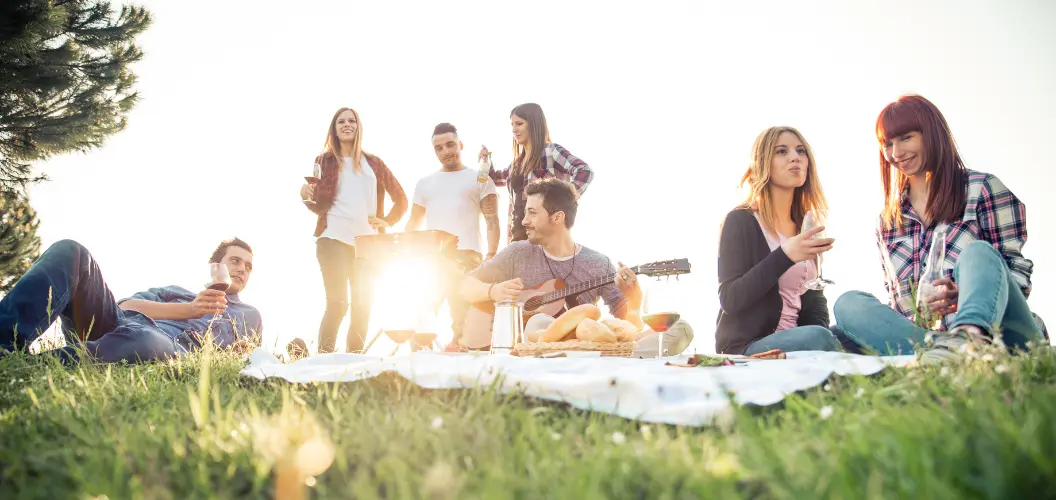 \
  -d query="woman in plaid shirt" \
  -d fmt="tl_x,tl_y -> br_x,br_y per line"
478,103 -> 594,243
833,95 -> 1046,364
